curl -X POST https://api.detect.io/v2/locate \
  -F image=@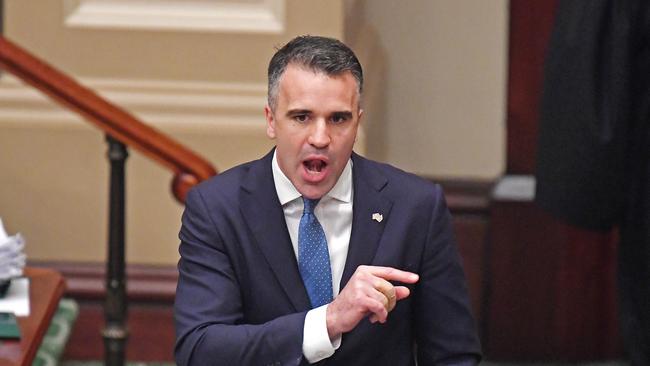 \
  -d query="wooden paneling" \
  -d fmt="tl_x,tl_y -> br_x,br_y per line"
32,262 -> 177,303
28,262 -> 178,361
64,301 -> 175,362
484,201 -> 622,361
453,214 -> 488,321
506,0 -> 557,174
